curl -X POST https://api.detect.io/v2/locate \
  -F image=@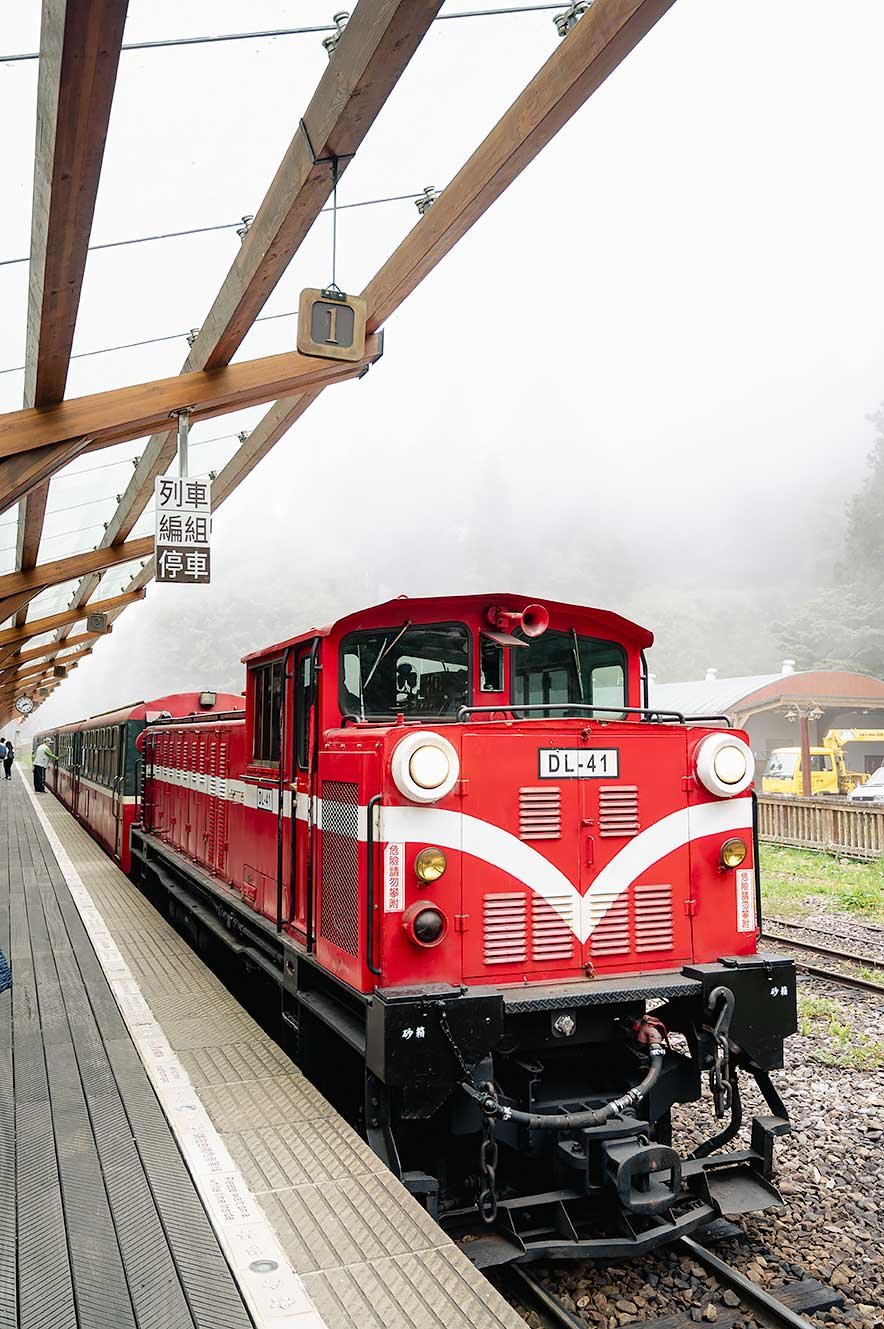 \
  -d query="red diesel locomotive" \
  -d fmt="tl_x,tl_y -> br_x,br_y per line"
64,596 -> 798,1261
36,691 -> 242,873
